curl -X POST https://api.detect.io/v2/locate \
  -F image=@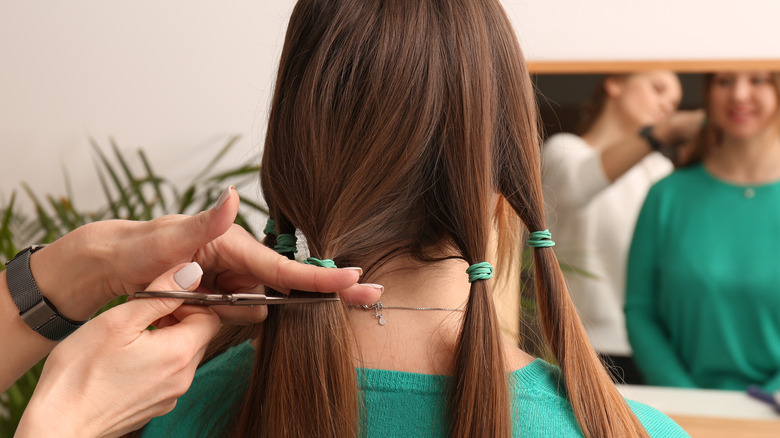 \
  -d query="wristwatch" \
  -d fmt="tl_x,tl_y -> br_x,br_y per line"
5,245 -> 86,341
639,125 -> 664,152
